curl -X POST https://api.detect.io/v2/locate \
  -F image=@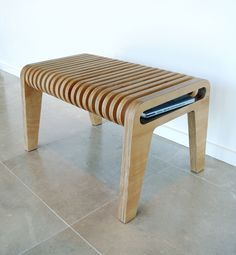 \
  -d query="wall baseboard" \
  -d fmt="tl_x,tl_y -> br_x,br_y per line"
0,61 -> 20,77
1,61 -> 235,167
154,125 -> 236,167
